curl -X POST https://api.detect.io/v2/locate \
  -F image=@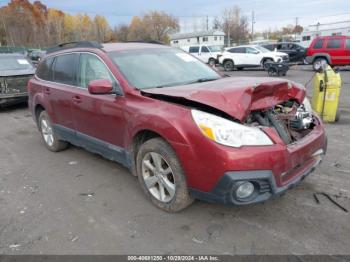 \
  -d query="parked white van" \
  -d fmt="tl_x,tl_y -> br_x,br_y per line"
180,45 -> 223,66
